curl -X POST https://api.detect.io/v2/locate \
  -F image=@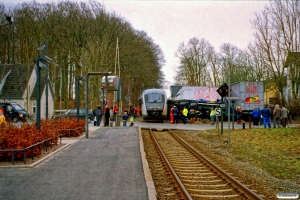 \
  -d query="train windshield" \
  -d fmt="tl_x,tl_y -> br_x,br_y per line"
145,93 -> 164,103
